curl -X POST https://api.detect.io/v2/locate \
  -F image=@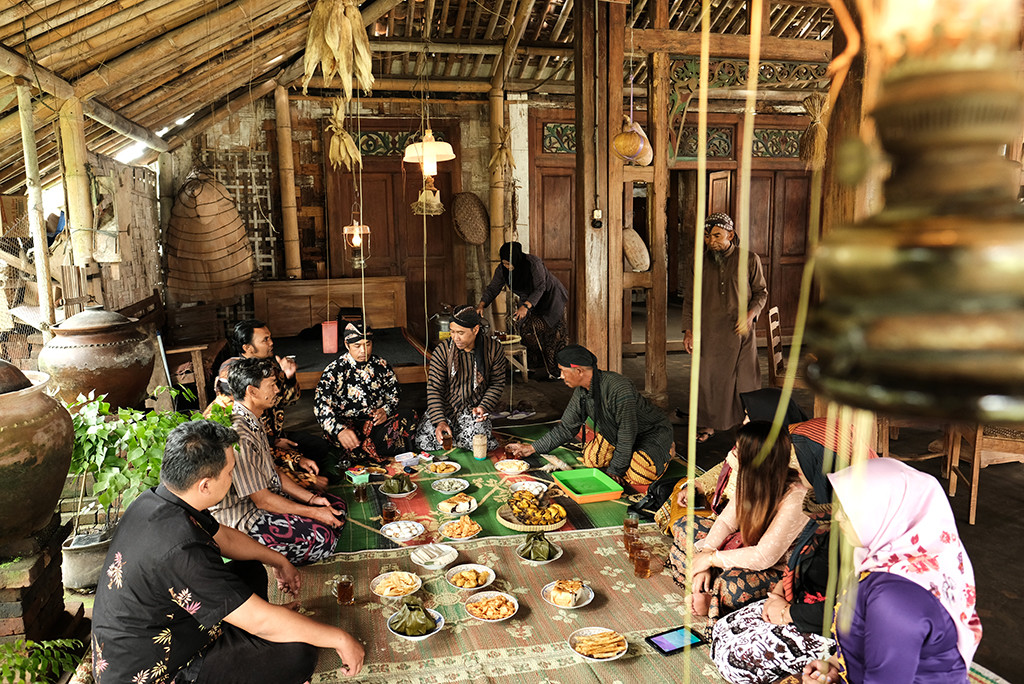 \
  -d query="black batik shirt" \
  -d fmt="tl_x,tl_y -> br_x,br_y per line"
91,485 -> 253,684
